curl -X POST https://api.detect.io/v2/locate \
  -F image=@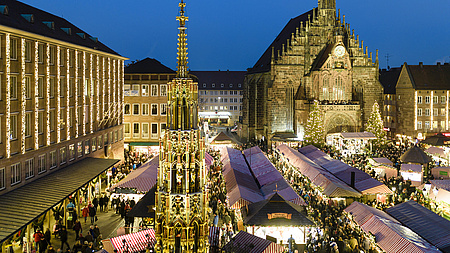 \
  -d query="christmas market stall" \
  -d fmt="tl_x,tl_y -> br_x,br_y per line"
399,164 -> 423,186
345,202 -> 441,253
240,193 -> 315,249
431,167 -> 450,180
326,132 -> 376,156
102,229 -> 155,253
209,131 -> 240,150
126,185 -> 156,228
426,180 -> 450,220
222,231 -> 286,253
425,146 -> 449,165
369,158 -> 397,180
386,200 -> 450,253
